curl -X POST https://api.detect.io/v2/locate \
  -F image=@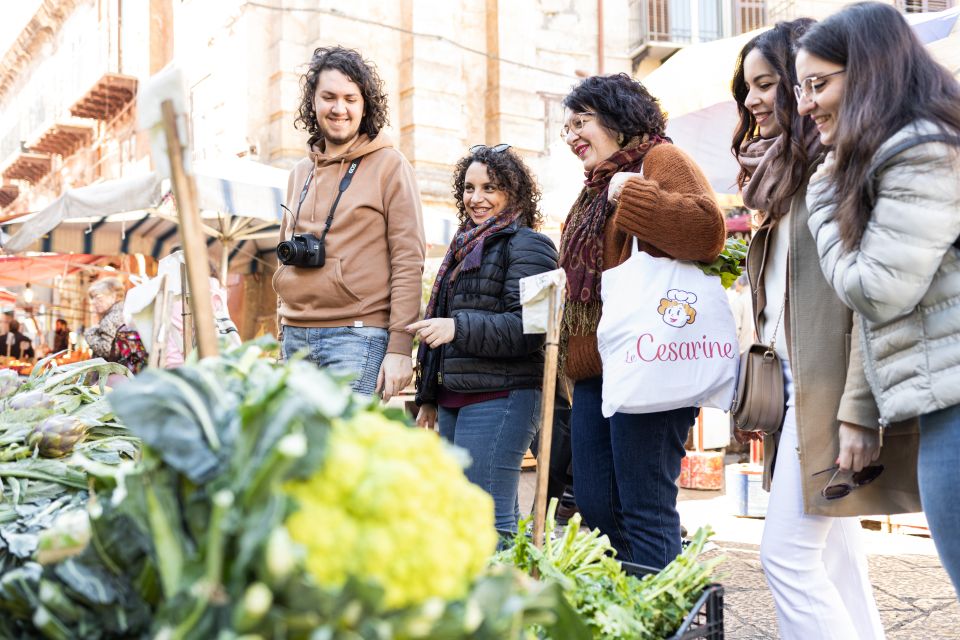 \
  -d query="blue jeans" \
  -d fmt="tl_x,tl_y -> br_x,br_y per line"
919,403 -> 960,597
438,389 -> 540,532
571,376 -> 694,568
281,325 -> 388,395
